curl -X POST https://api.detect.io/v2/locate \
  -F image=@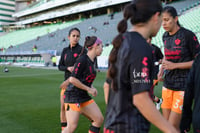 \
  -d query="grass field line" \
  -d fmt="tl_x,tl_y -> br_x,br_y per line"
0,72 -> 61,78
